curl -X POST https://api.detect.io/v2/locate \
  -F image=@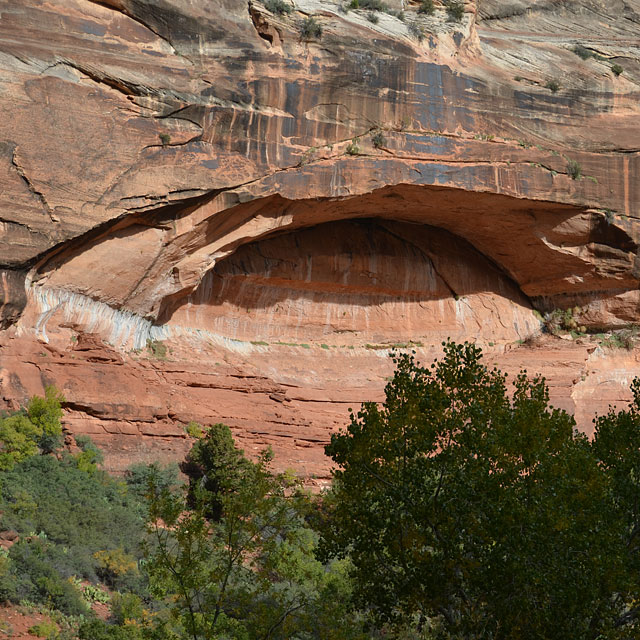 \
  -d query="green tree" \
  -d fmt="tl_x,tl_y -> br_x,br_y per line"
0,386 -> 64,469
322,342 -> 640,639
145,424 -> 366,640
